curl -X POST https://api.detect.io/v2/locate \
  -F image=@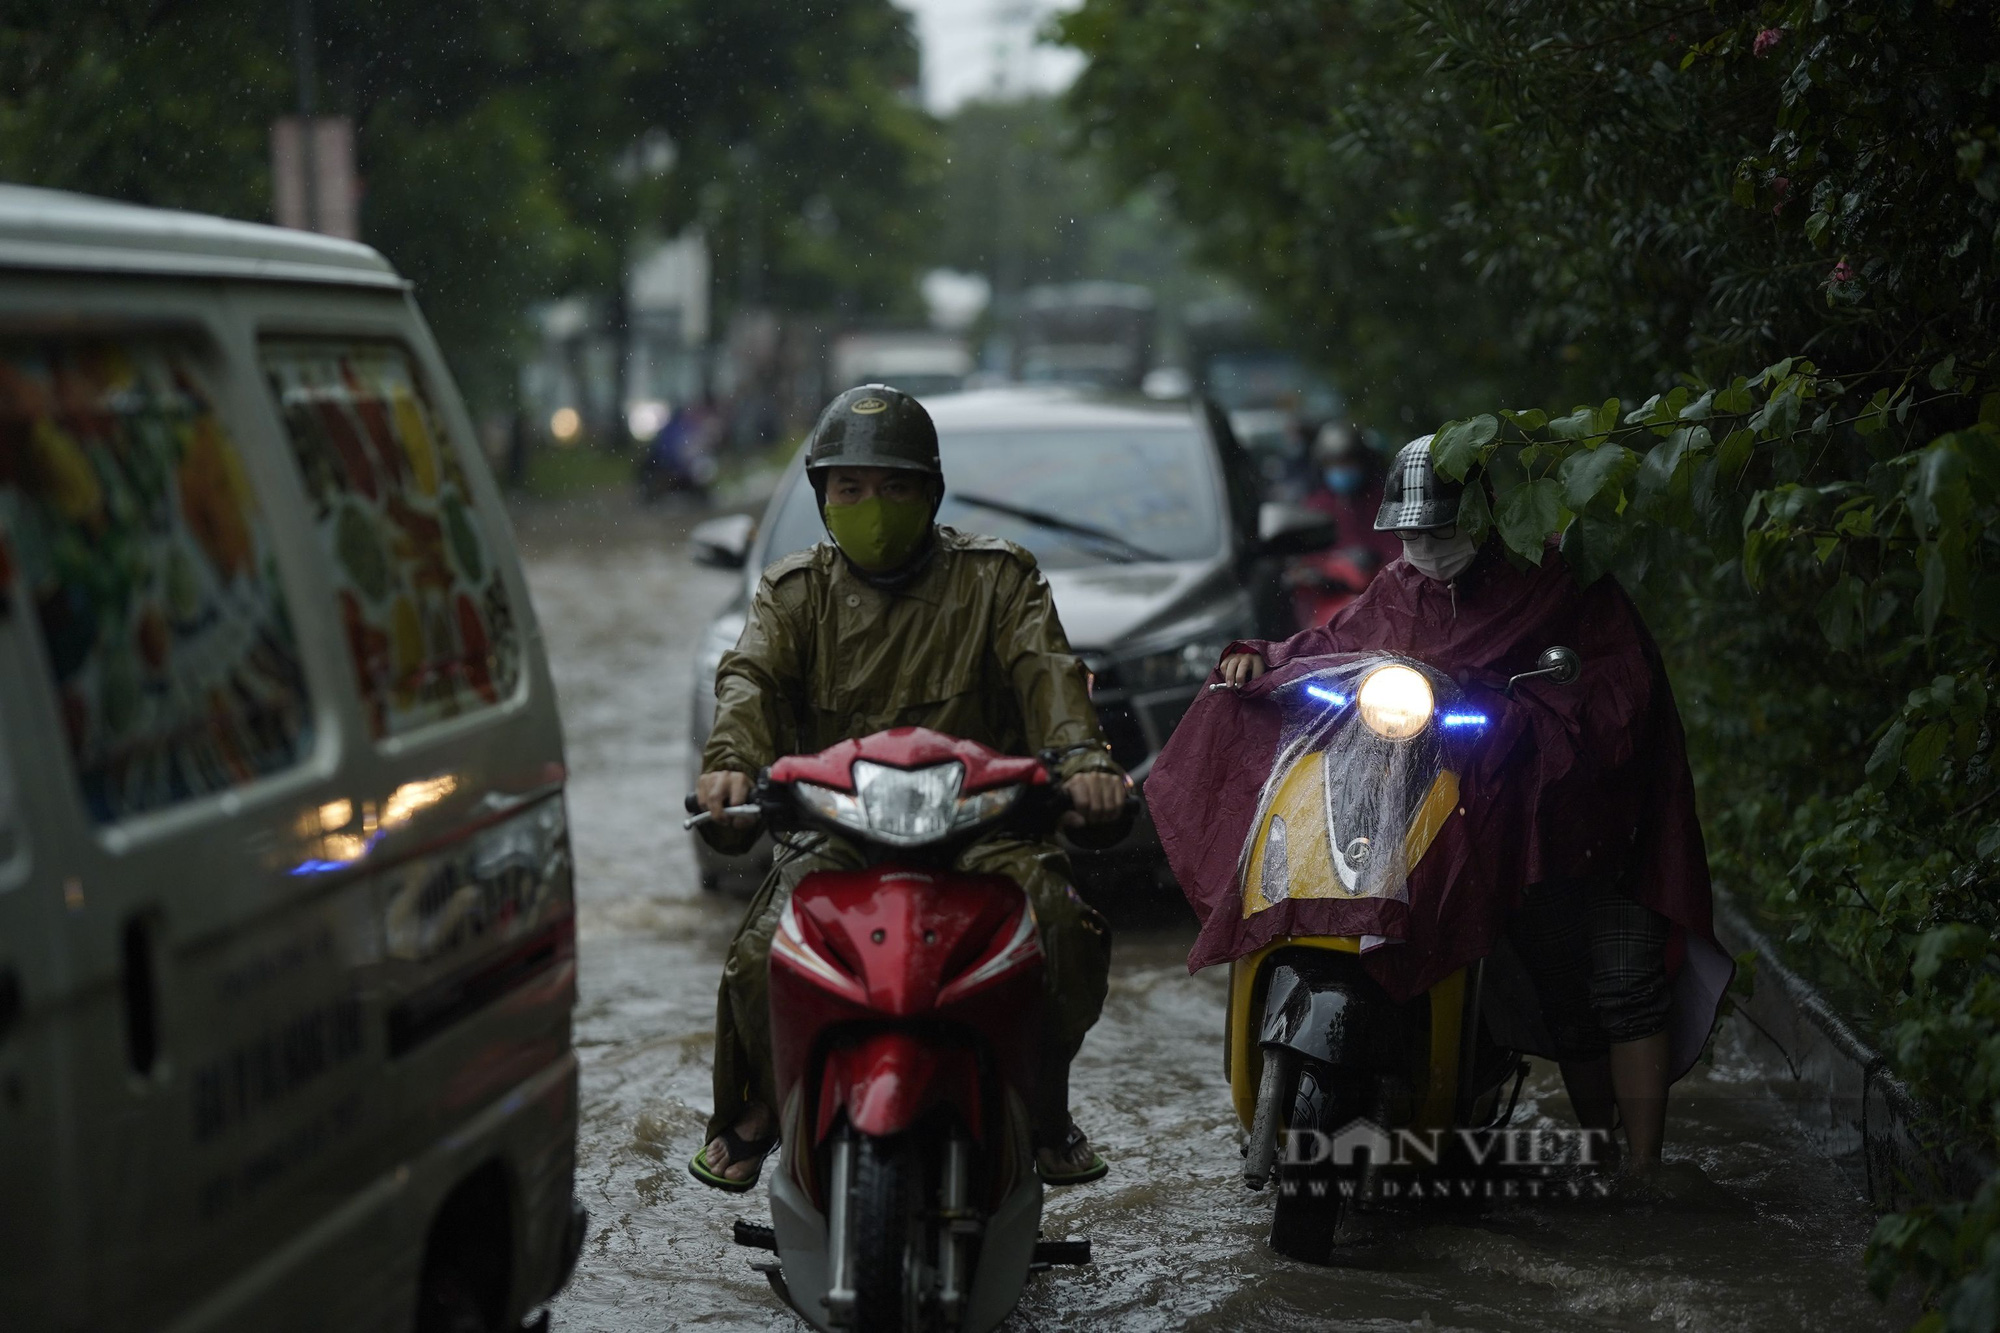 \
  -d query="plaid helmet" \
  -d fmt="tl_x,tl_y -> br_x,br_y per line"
1374,434 -> 1464,532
